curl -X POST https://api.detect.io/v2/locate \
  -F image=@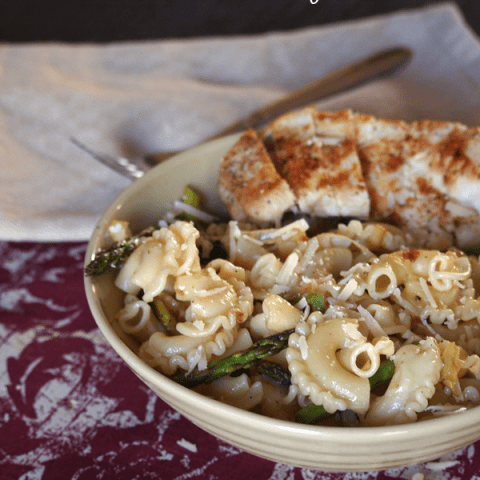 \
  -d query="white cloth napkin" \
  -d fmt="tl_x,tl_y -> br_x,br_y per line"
1,2 -> 480,241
